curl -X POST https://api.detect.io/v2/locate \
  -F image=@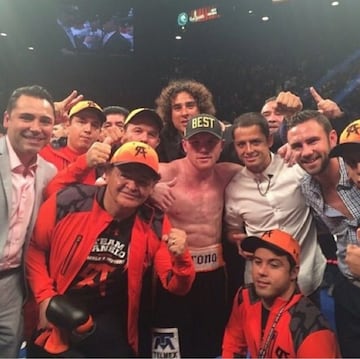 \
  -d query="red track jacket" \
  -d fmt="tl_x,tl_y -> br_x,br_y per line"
40,145 -> 97,198
26,184 -> 195,354
222,284 -> 340,358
